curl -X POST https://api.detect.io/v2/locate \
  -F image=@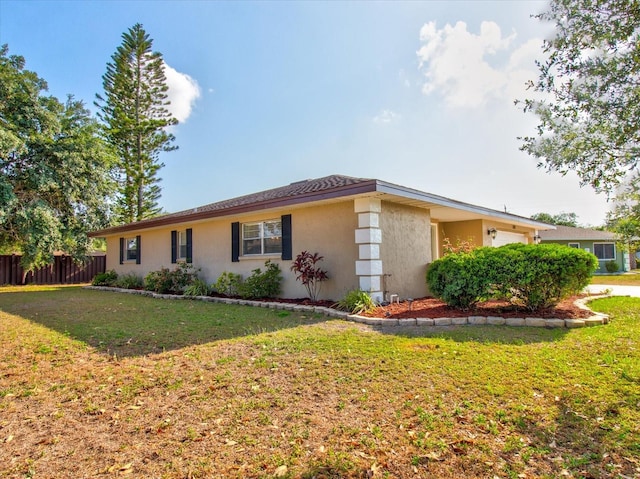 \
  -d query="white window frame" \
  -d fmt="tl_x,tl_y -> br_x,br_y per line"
568,242 -> 580,249
242,219 -> 282,256
178,230 -> 188,261
125,237 -> 138,262
593,242 -> 616,260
